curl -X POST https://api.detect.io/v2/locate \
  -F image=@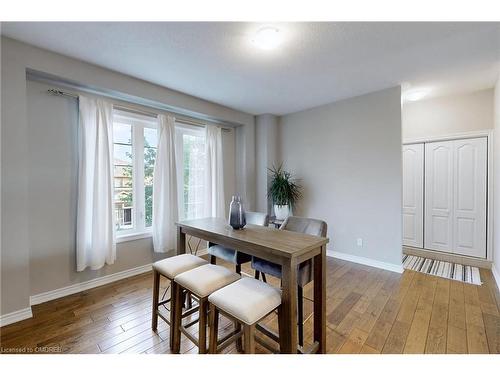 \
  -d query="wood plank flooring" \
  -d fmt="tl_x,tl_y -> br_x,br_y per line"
1,257 -> 499,354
